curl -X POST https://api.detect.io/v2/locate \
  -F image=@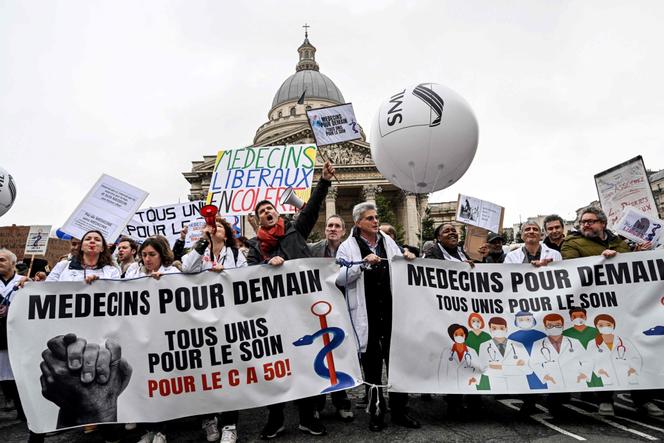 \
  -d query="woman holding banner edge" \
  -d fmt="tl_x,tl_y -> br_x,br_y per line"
182,217 -> 246,443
